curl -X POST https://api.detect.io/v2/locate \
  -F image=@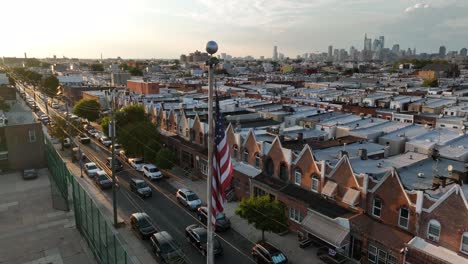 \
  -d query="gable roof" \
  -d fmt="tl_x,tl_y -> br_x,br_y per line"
328,155 -> 360,189
423,185 -> 468,213
370,168 -> 414,206
293,145 -> 320,172
267,136 -> 293,164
